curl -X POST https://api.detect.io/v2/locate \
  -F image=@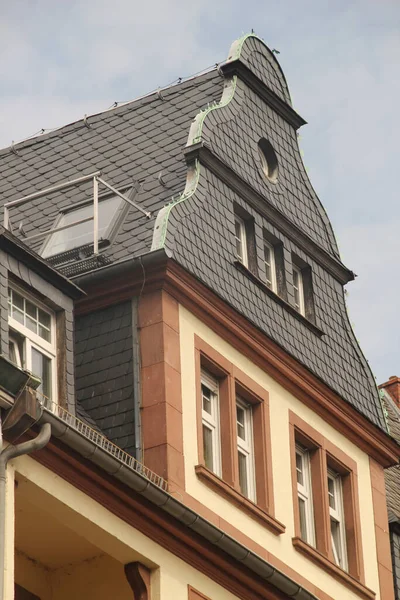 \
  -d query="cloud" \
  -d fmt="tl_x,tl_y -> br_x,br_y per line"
0,0 -> 399,382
